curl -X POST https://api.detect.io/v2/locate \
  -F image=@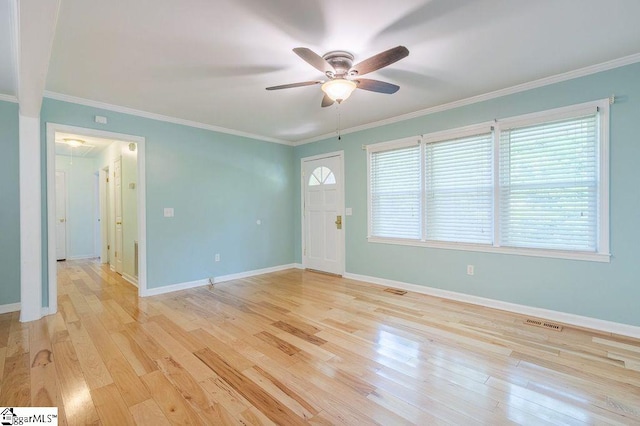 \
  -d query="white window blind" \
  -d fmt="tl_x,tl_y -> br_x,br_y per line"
499,113 -> 598,251
425,132 -> 493,243
370,144 -> 421,239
